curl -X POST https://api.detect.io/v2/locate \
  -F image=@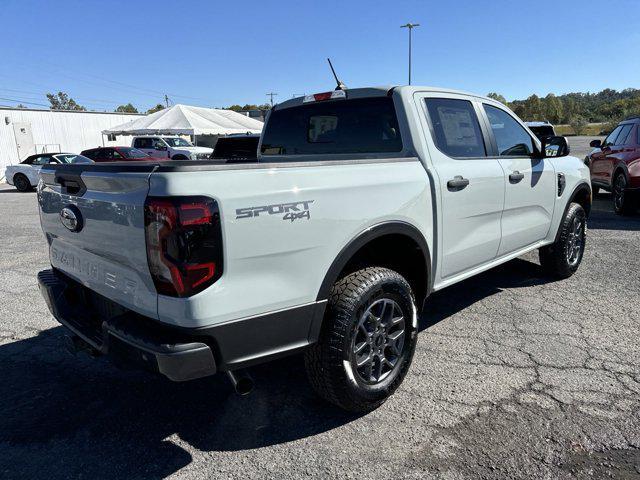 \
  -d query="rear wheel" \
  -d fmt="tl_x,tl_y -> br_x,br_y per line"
13,173 -> 31,192
305,267 -> 418,412
613,172 -> 635,215
172,155 -> 189,160
592,185 -> 600,197
539,202 -> 586,279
